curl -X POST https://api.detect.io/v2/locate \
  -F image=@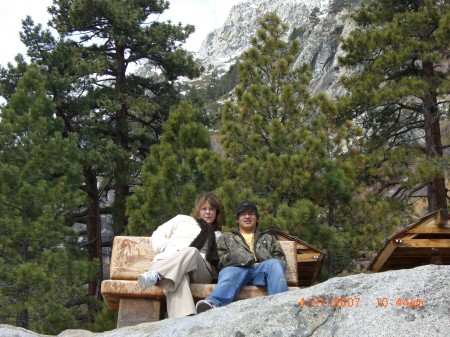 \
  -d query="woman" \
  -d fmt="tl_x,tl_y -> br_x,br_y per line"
138,191 -> 223,317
